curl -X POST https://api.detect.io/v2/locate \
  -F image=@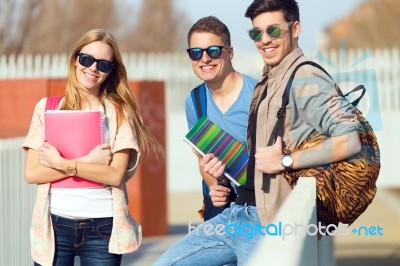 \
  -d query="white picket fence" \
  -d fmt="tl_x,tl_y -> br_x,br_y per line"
0,138 -> 36,266
1,48 -> 400,114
